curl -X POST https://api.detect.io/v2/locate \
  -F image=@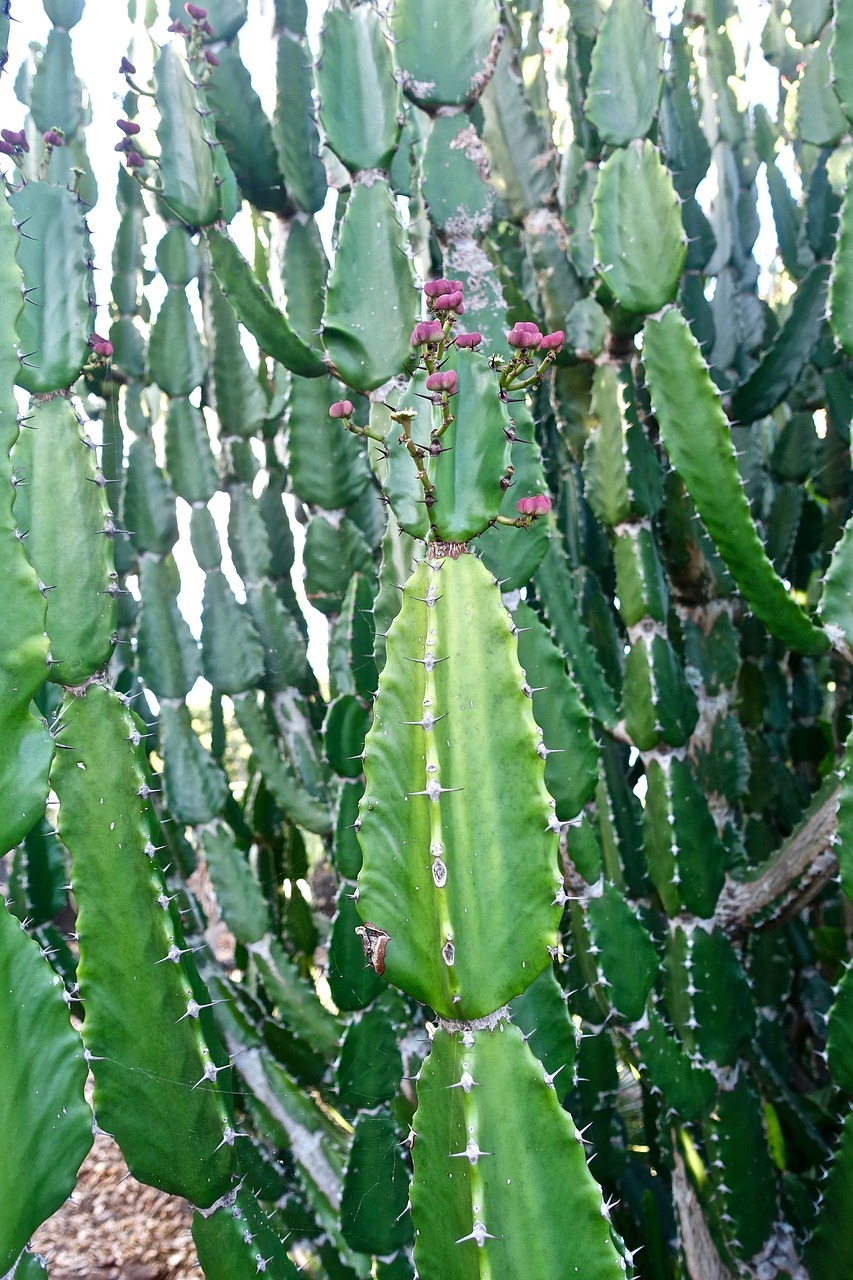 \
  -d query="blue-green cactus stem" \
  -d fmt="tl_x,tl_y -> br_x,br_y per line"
273,7 -> 327,213
206,226 -> 326,377
583,0 -> 661,145
323,176 -> 416,392
316,1 -> 400,174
